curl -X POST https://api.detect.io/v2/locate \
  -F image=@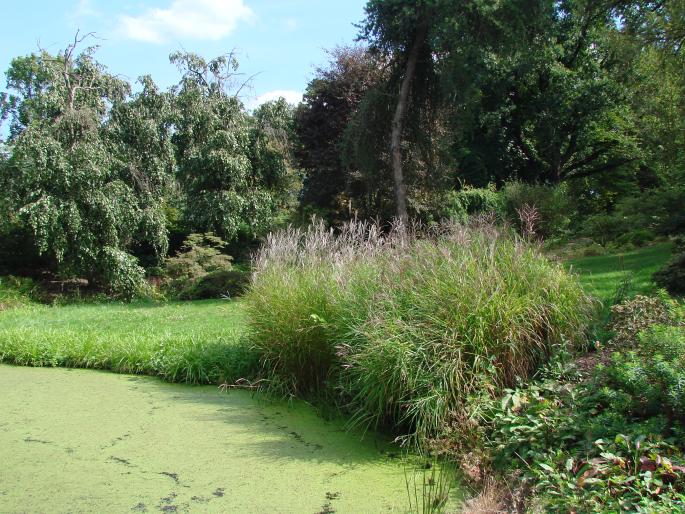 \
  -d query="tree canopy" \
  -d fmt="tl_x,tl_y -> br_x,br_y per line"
1,1 -> 683,295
